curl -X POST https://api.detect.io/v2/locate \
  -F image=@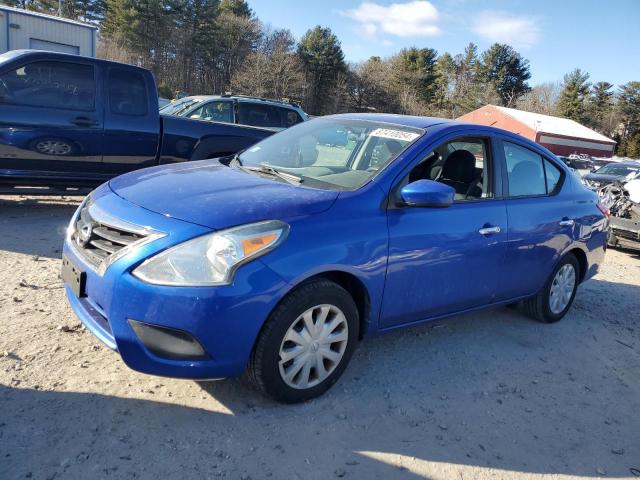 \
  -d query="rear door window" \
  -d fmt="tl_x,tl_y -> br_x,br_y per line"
503,141 -> 563,196
108,68 -> 148,116
0,60 -> 95,111
237,103 -> 283,128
